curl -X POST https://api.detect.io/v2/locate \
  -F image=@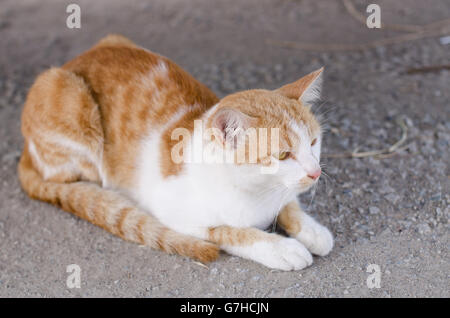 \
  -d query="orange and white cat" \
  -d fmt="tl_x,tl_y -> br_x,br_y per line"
18,35 -> 333,270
